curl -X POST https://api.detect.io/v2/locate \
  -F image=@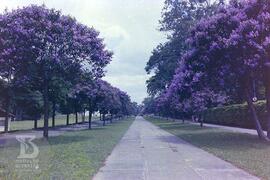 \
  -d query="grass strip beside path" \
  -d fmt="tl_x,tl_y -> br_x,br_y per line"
145,116 -> 270,180
0,116 -> 134,180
